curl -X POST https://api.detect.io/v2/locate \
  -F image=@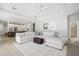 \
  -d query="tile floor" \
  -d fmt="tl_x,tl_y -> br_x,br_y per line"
0,36 -> 23,56
0,36 -> 79,56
